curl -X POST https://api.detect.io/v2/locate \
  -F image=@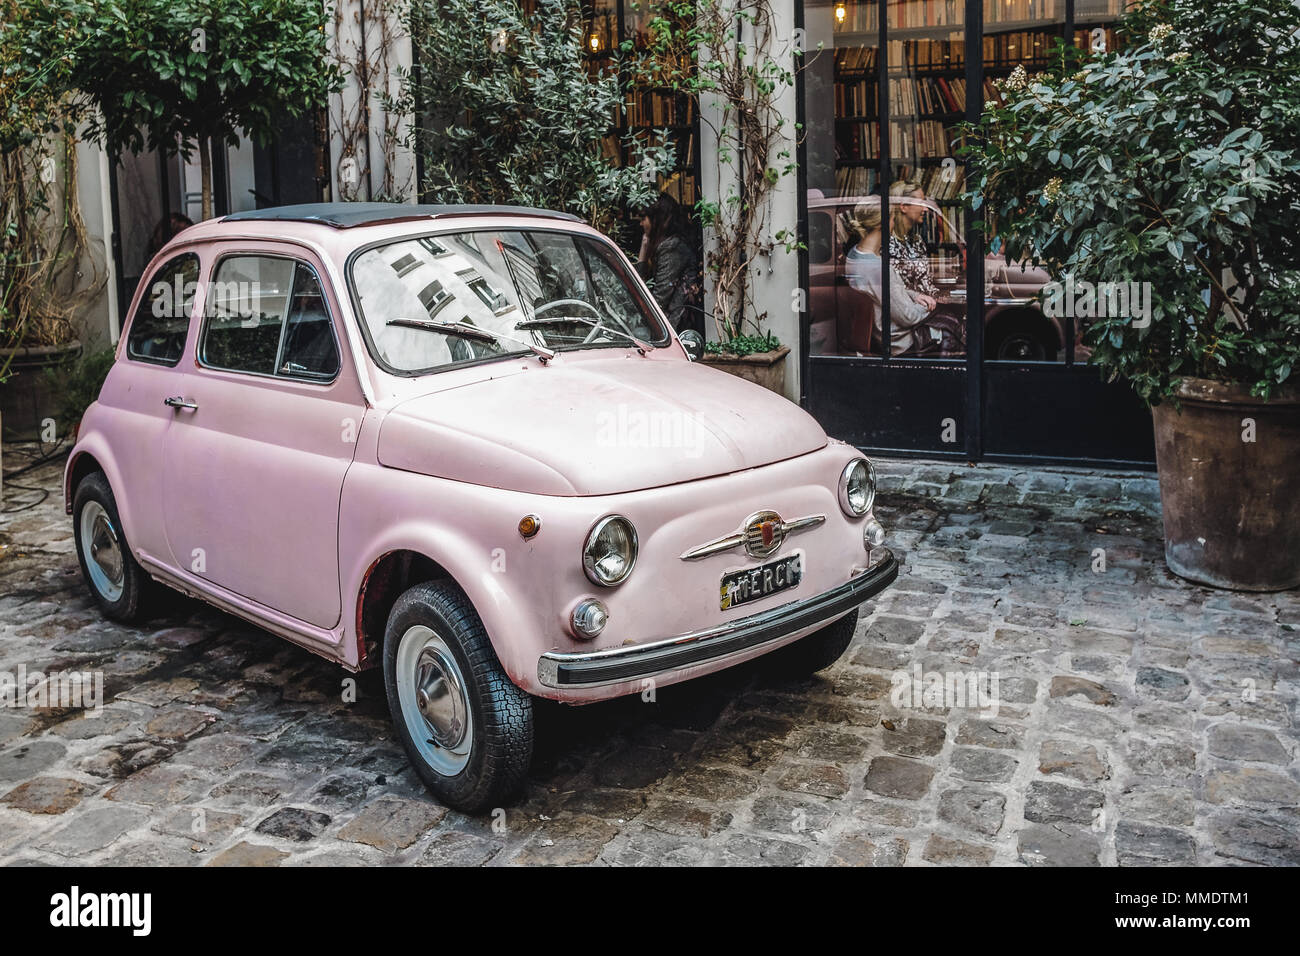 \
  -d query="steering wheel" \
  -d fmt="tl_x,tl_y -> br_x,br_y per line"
533,298 -> 602,321
532,297 -> 637,344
